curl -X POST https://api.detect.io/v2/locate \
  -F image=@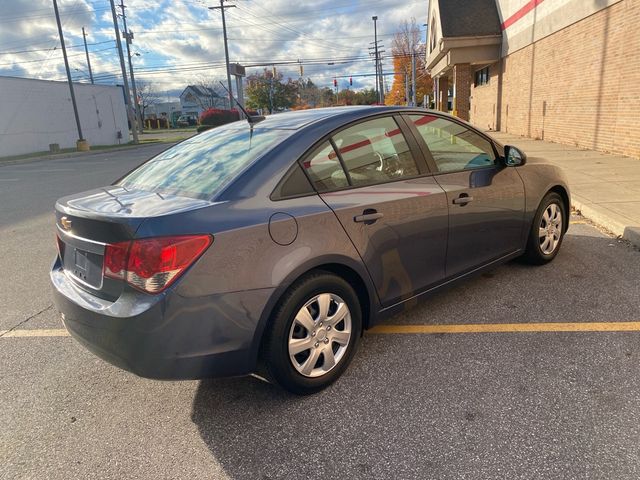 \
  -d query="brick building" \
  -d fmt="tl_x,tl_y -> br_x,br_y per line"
426,0 -> 640,158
